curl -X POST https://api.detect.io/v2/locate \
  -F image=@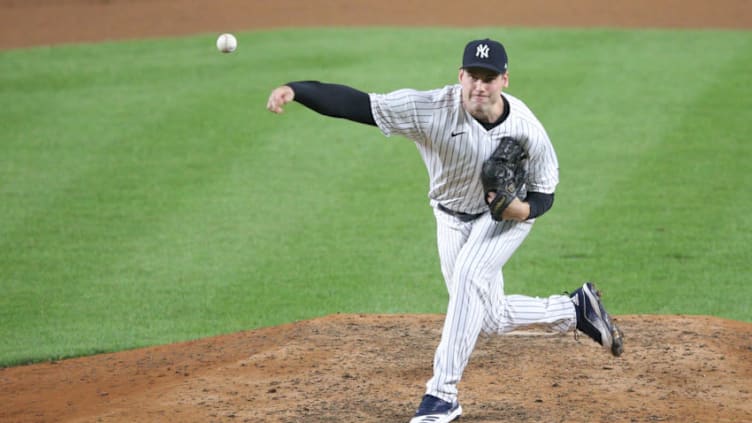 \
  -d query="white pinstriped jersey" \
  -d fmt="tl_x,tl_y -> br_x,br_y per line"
369,84 -> 559,214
